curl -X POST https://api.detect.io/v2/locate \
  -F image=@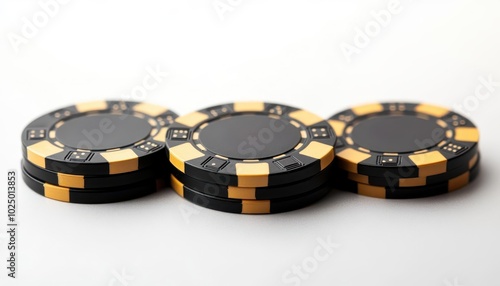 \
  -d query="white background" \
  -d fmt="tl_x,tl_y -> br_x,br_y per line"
1,1 -> 499,285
